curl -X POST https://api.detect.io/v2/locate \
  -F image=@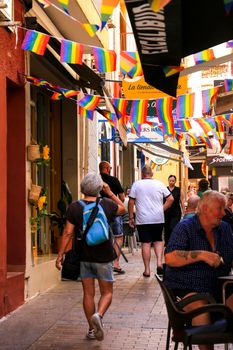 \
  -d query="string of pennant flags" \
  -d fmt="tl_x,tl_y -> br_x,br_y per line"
20,28 -> 233,78
37,0 -> 233,35
25,74 -> 233,155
